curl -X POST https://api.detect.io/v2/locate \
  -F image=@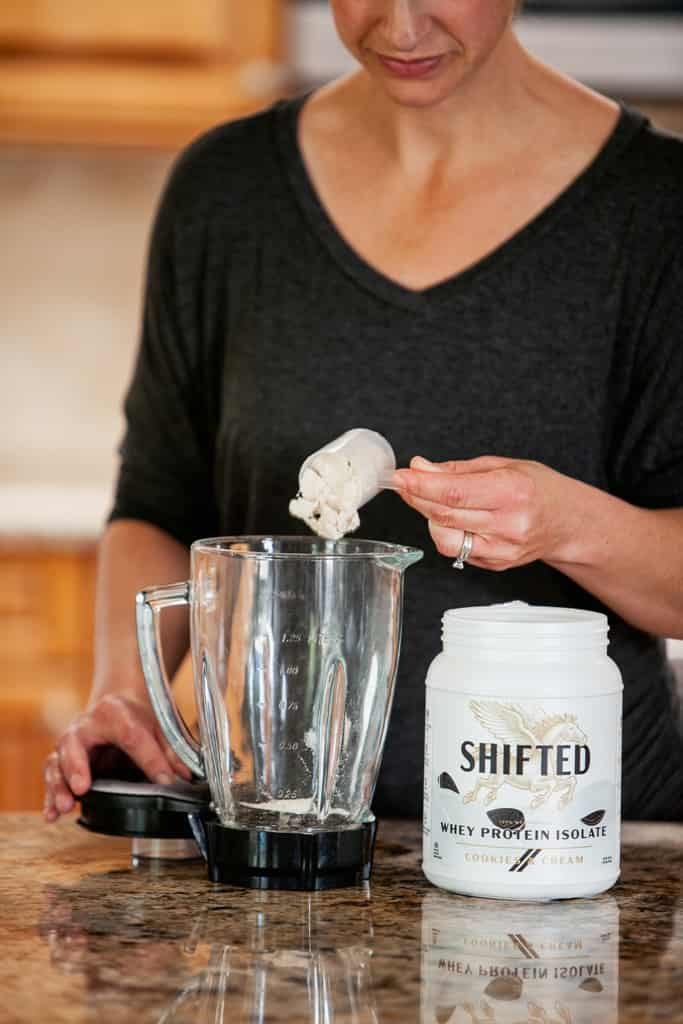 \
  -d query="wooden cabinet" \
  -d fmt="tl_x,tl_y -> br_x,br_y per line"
0,1 -> 230,58
0,1 -> 285,148
0,542 -> 95,660
0,540 -> 95,810
0,538 -> 198,812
